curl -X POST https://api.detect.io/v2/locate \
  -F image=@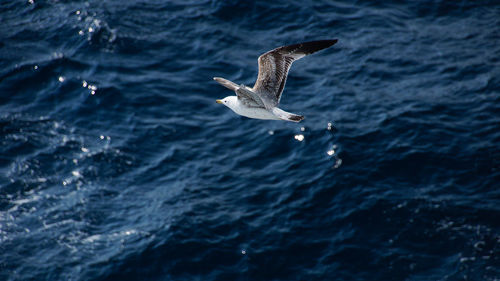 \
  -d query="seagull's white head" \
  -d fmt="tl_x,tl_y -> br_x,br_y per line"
216,96 -> 238,110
